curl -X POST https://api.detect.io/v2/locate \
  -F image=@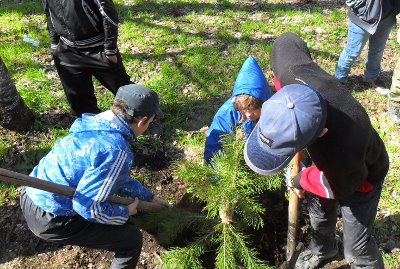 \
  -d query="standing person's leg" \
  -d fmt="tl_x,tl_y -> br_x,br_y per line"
92,51 -> 132,95
295,194 -> 338,268
364,14 -> 396,80
335,20 -> 370,82
54,61 -> 101,116
340,188 -> 384,269
52,42 -> 103,116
